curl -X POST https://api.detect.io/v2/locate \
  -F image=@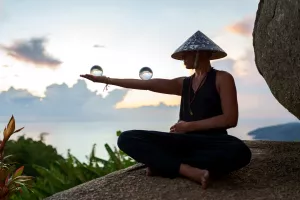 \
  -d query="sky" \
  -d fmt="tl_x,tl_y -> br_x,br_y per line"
0,0 -> 298,134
